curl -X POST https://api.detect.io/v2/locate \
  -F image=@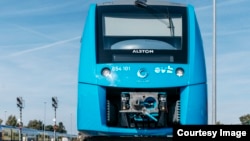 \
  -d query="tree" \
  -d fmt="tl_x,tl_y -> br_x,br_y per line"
25,120 -> 67,133
45,125 -> 54,131
215,121 -> 223,125
27,120 -> 43,130
239,114 -> 250,125
57,122 -> 67,133
6,115 -> 18,126
0,118 -> 3,125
